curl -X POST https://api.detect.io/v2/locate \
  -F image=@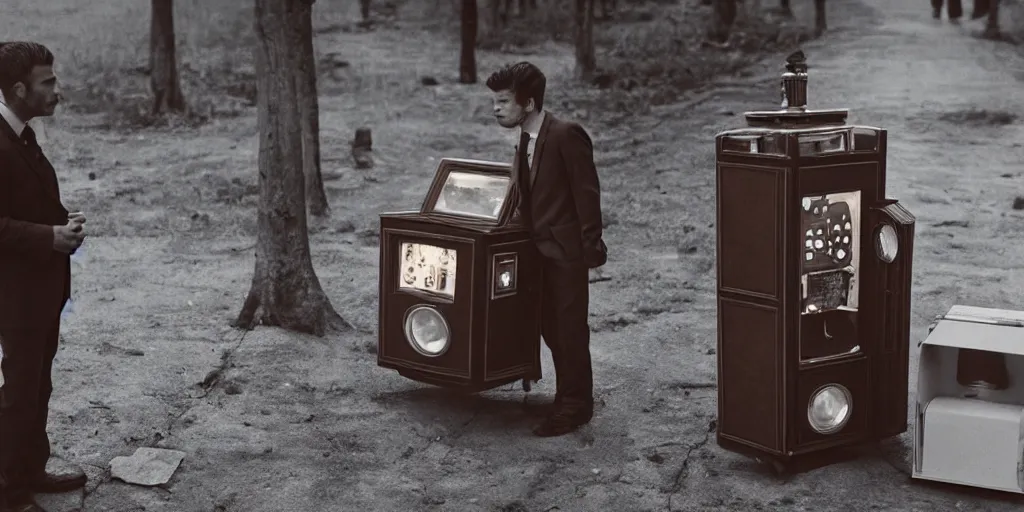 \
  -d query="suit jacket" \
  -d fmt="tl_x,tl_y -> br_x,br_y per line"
0,116 -> 71,344
513,113 -> 607,269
